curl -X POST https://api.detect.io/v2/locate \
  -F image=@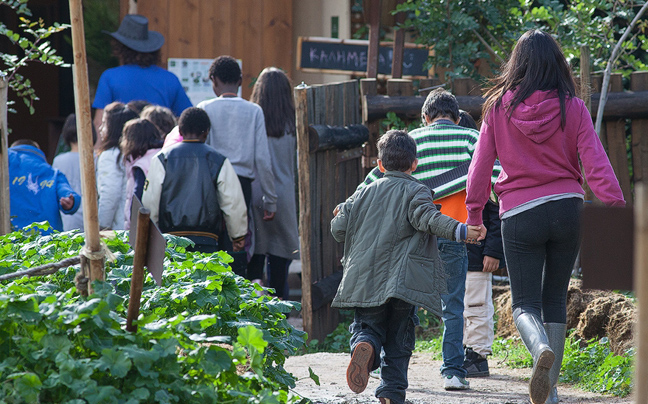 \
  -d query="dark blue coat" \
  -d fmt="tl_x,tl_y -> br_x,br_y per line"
467,200 -> 504,271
